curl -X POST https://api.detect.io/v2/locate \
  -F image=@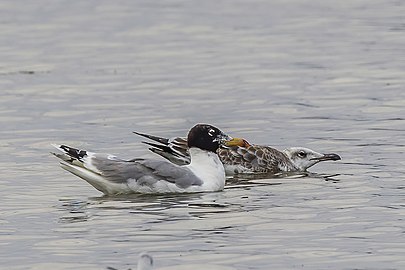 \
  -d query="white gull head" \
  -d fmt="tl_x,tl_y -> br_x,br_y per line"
282,147 -> 341,171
